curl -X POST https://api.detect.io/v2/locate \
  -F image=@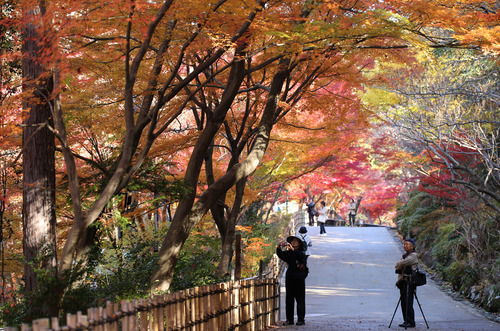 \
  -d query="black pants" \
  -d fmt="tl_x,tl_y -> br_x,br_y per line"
308,213 -> 314,225
399,281 -> 416,325
348,213 -> 356,226
319,222 -> 326,234
285,277 -> 306,323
